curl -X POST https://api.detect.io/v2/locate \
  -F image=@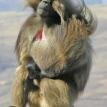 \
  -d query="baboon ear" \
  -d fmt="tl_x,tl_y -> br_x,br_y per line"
26,0 -> 41,10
